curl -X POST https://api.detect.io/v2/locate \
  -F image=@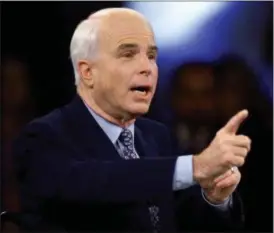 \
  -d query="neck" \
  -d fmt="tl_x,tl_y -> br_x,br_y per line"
77,85 -> 135,128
